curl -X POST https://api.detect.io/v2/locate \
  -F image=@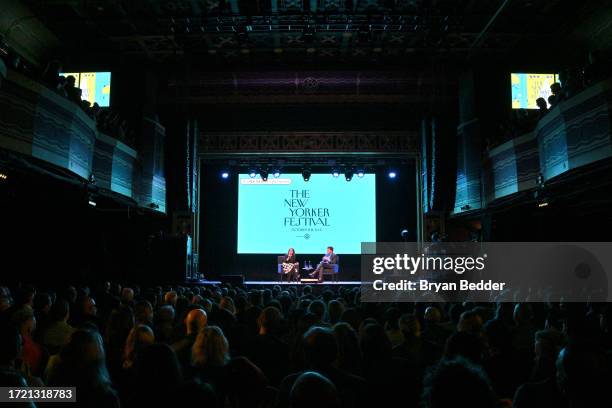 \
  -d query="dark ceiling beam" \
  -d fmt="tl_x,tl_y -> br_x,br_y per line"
470,0 -> 510,48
